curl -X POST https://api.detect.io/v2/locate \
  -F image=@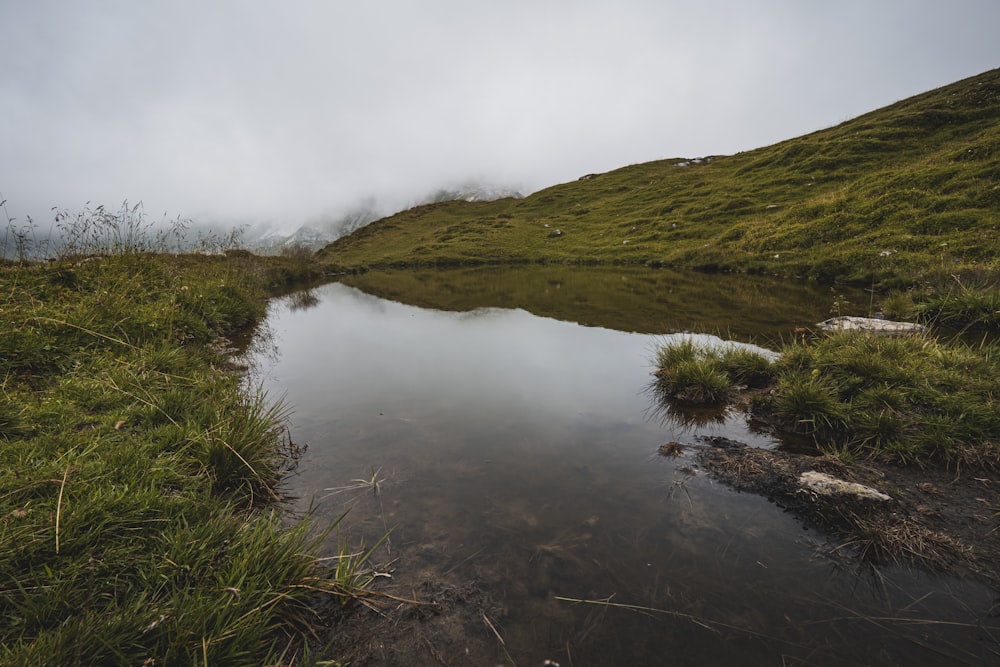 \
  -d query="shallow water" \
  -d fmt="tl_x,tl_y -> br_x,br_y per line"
251,268 -> 999,666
